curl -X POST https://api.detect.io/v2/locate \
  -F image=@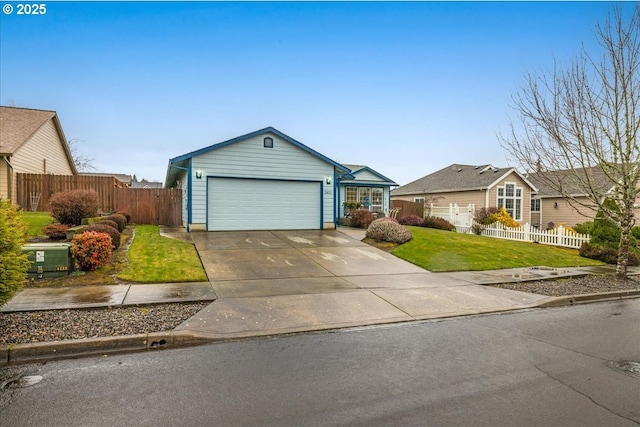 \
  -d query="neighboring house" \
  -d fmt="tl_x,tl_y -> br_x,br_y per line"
527,167 -> 640,228
391,164 -> 538,224
0,106 -> 77,202
338,164 -> 398,217
165,127 -> 397,231
130,181 -> 163,189
80,172 -> 132,187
